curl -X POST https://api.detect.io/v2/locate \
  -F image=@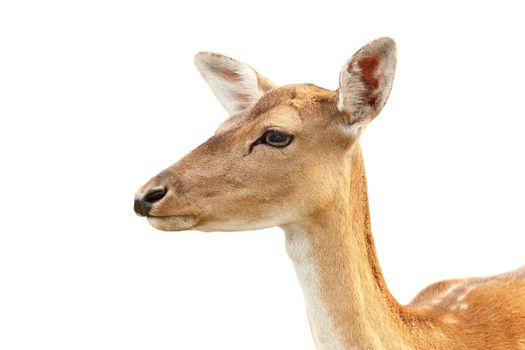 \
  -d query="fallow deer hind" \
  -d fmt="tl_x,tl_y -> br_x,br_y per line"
134,38 -> 525,349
